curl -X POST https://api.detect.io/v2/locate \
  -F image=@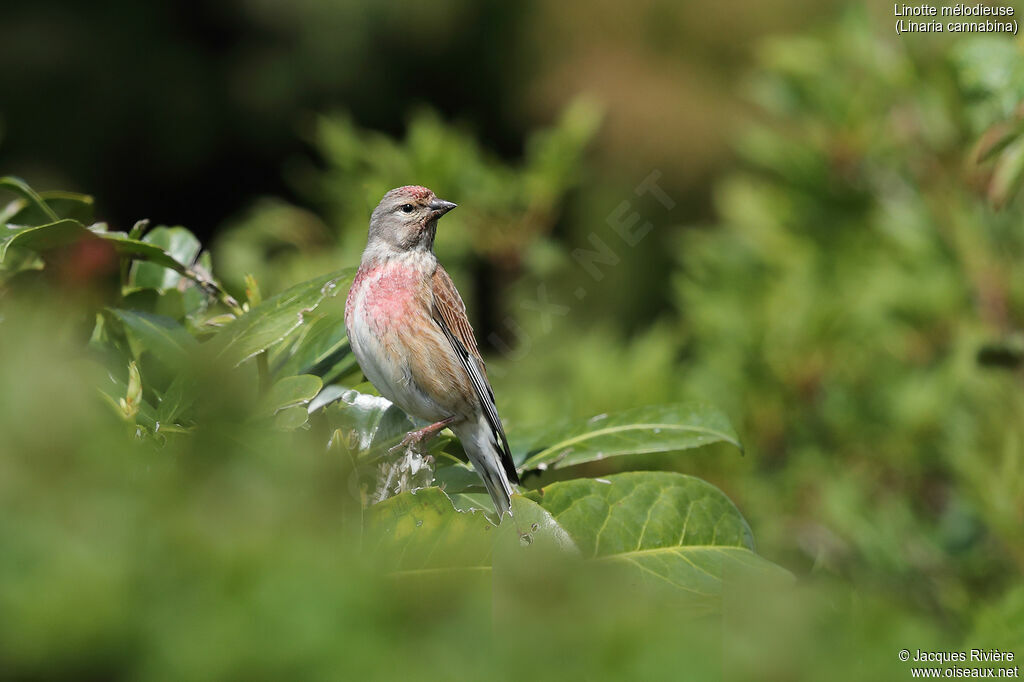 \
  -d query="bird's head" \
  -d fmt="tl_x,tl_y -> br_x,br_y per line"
367,185 -> 457,254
